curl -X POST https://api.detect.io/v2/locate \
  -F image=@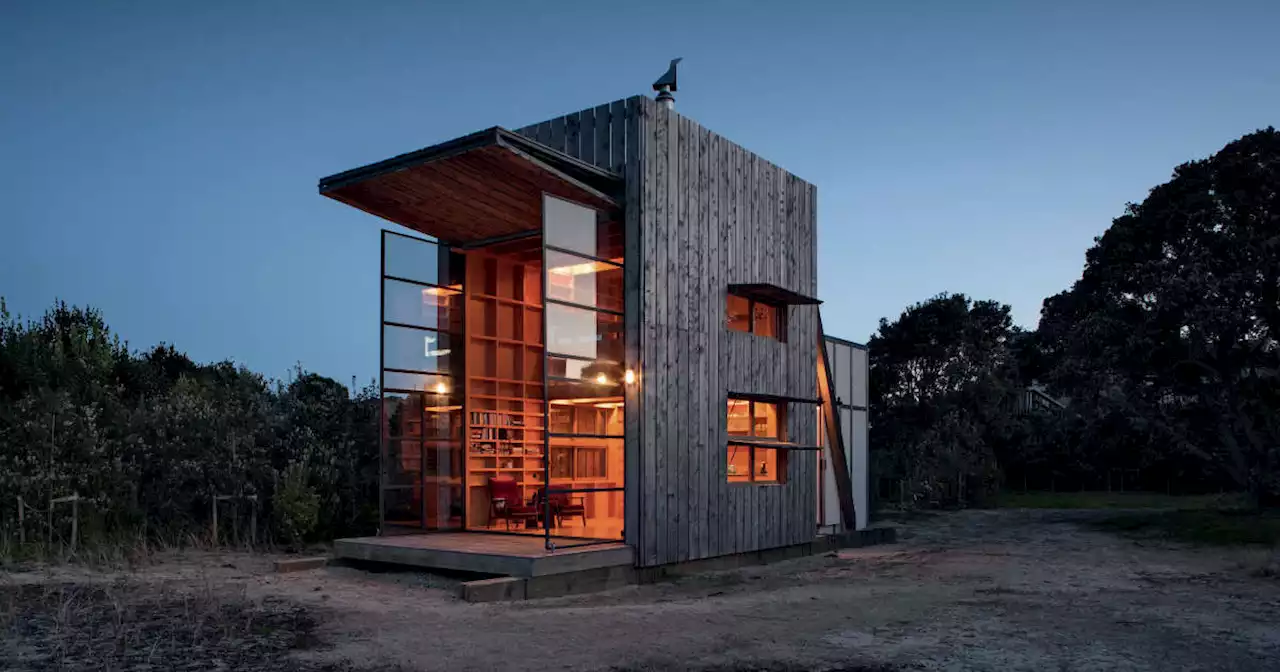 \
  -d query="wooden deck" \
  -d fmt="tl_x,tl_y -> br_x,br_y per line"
333,533 -> 634,578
